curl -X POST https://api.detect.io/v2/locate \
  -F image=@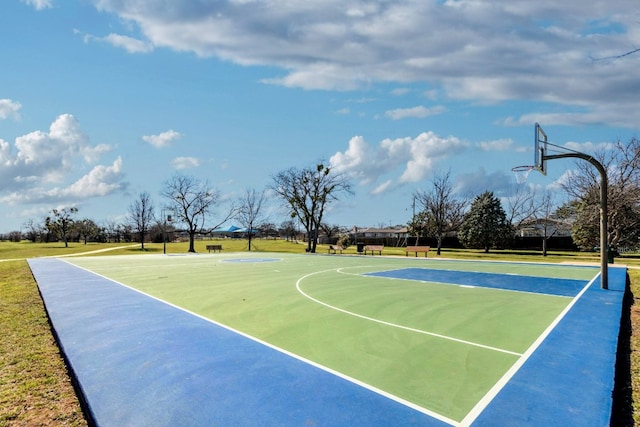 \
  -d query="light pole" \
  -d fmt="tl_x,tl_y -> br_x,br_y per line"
161,209 -> 172,255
